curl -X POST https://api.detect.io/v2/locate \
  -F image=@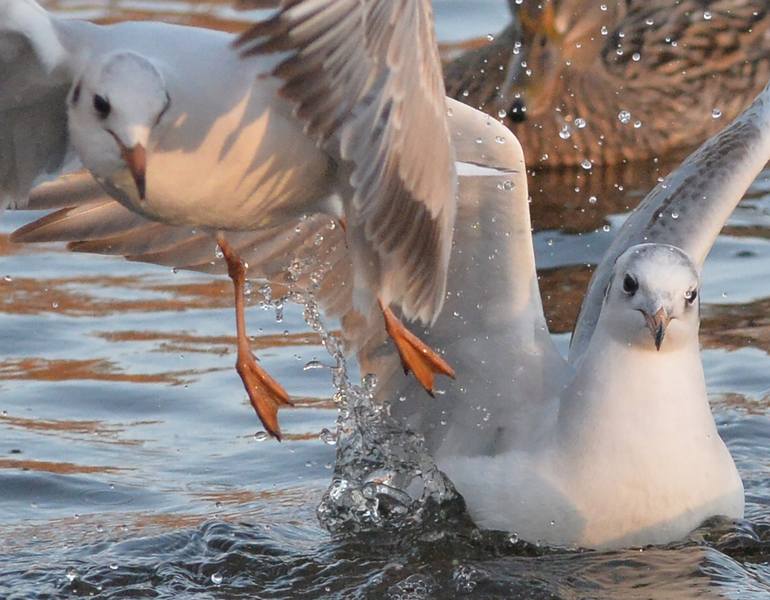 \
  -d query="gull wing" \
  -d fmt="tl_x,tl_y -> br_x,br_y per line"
0,0 -> 77,208
12,171 -> 354,323
383,100 -> 570,457
570,80 -> 770,364
236,0 -> 456,325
